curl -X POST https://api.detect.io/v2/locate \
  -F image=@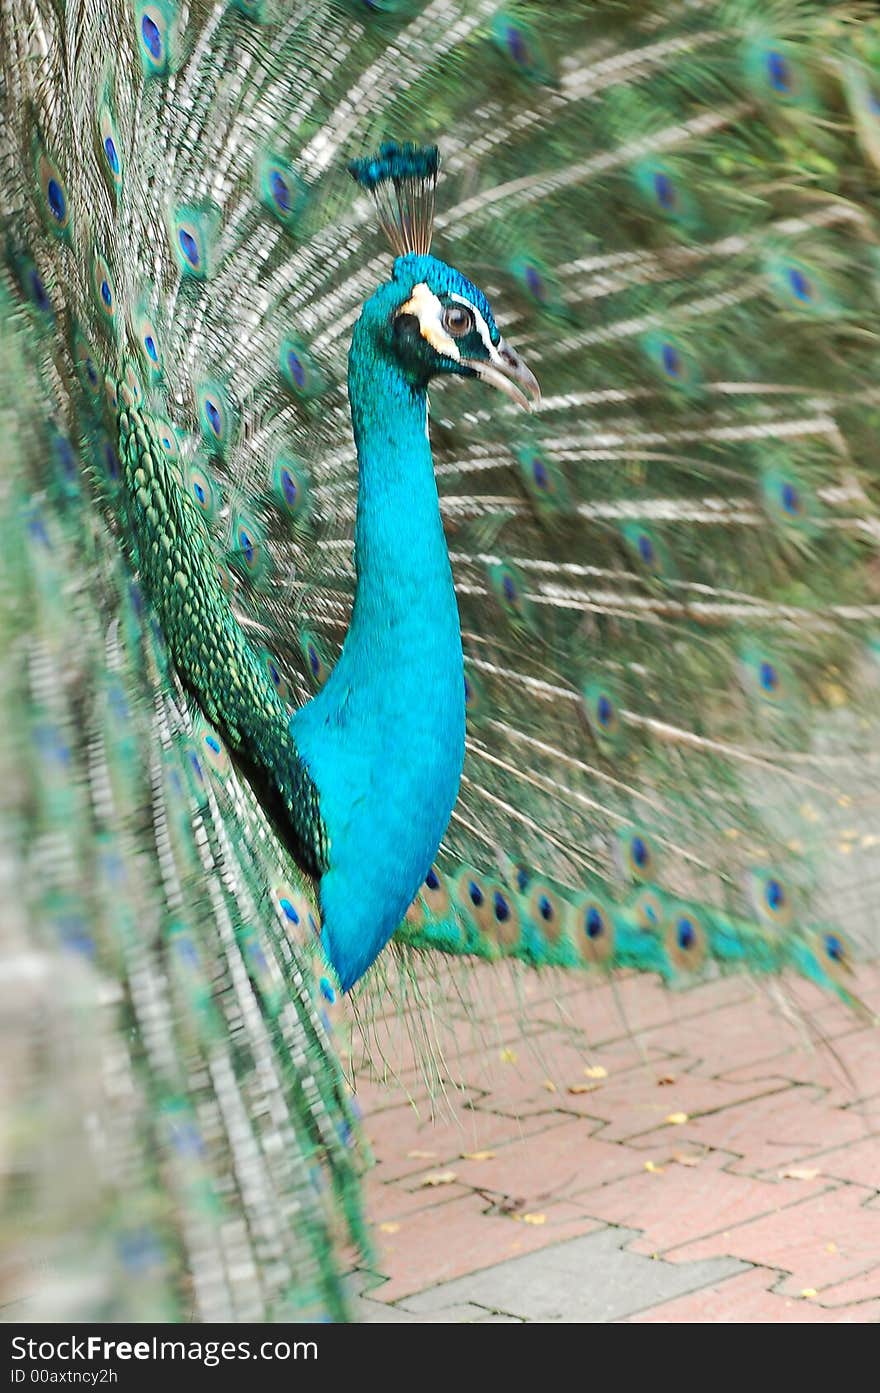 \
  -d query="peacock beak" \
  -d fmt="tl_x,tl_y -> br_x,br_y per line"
463,338 -> 541,411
